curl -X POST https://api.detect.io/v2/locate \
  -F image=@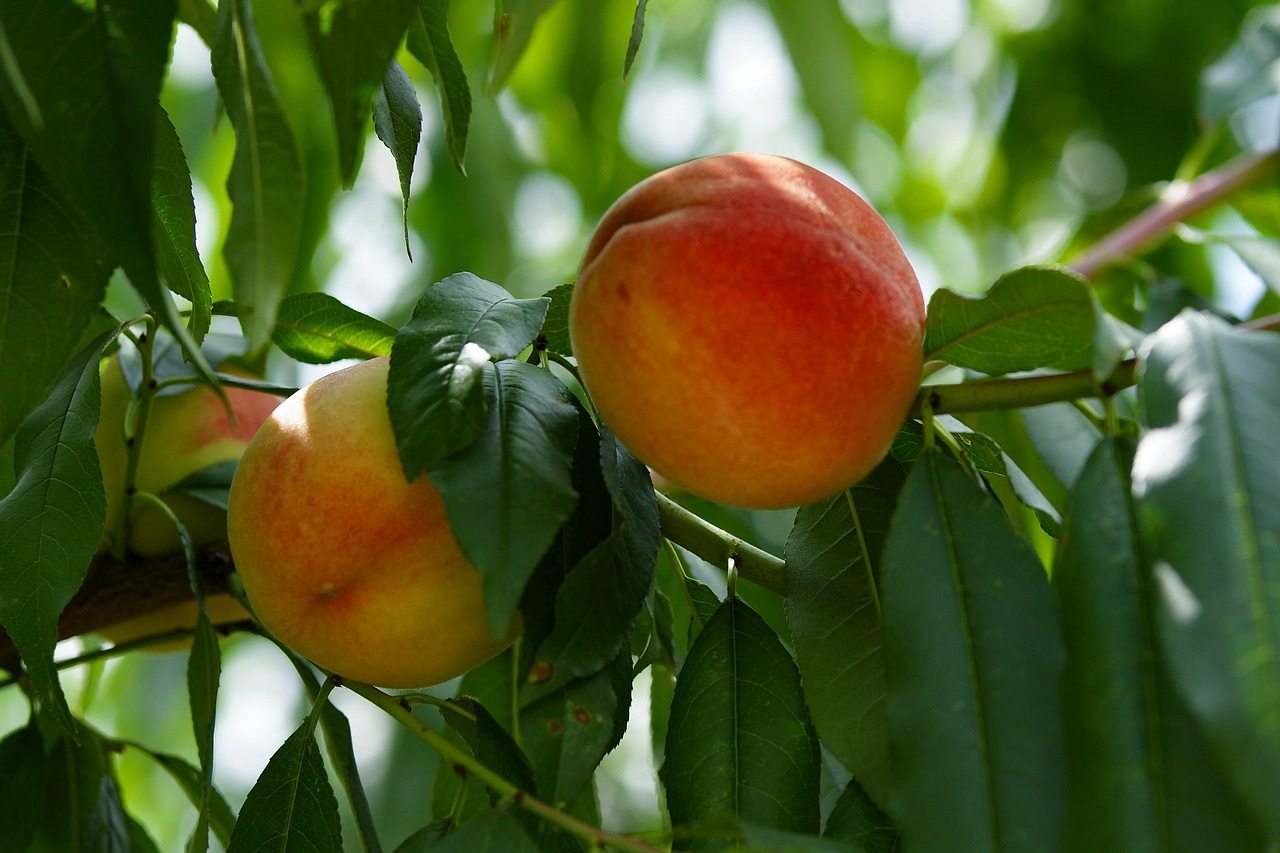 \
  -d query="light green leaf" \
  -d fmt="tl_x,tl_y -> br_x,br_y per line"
272,292 -> 396,364
880,450 -> 1066,851
487,0 -> 558,93
373,60 -> 423,259
151,106 -> 211,343
428,359 -> 578,637
783,456 -> 907,809
1057,437 -> 1265,852
389,272 -> 549,477
0,329 -> 117,737
924,265 -> 1097,374
1133,310 -> 1280,837
407,0 -> 472,173
134,749 -> 236,847
662,597 -> 821,850
226,721 -> 342,853
0,112 -> 112,448
302,0 -> 416,188
211,0 -> 304,360
1199,5 -> 1280,124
